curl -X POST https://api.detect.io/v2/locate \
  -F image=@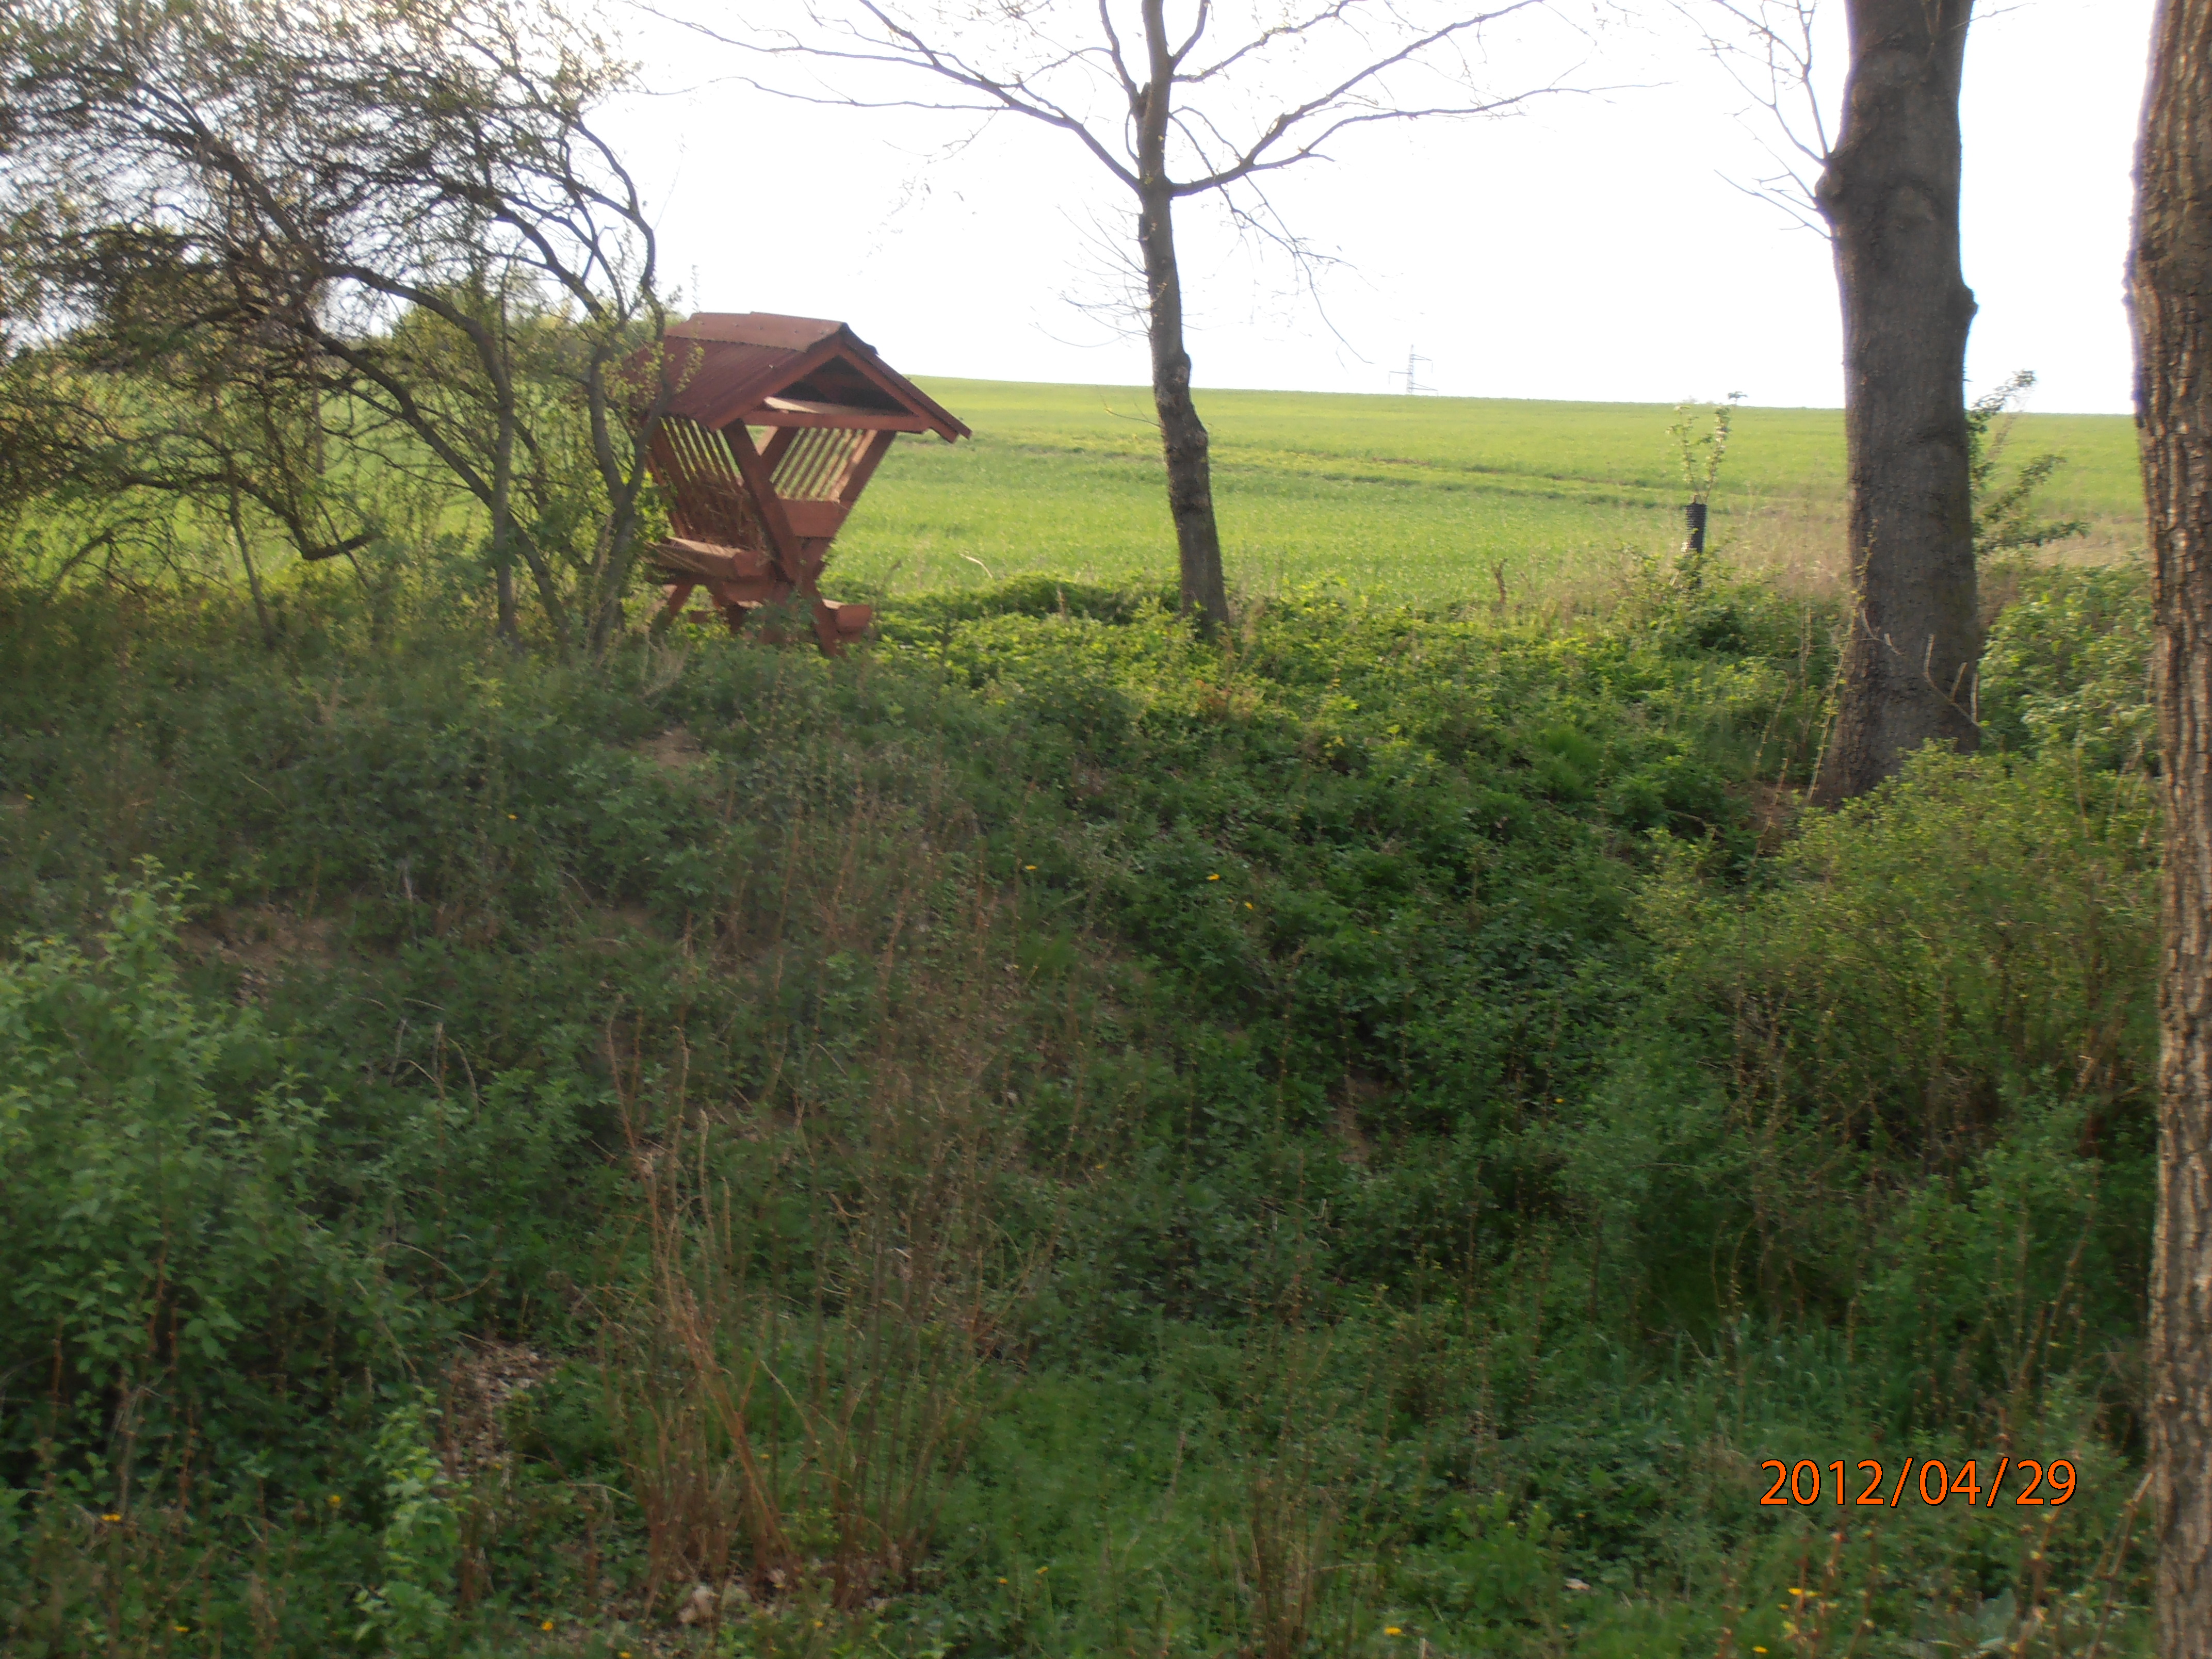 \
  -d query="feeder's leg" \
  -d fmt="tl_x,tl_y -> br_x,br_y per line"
809,599 -> 873,655
657,582 -> 697,627
752,583 -> 801,647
